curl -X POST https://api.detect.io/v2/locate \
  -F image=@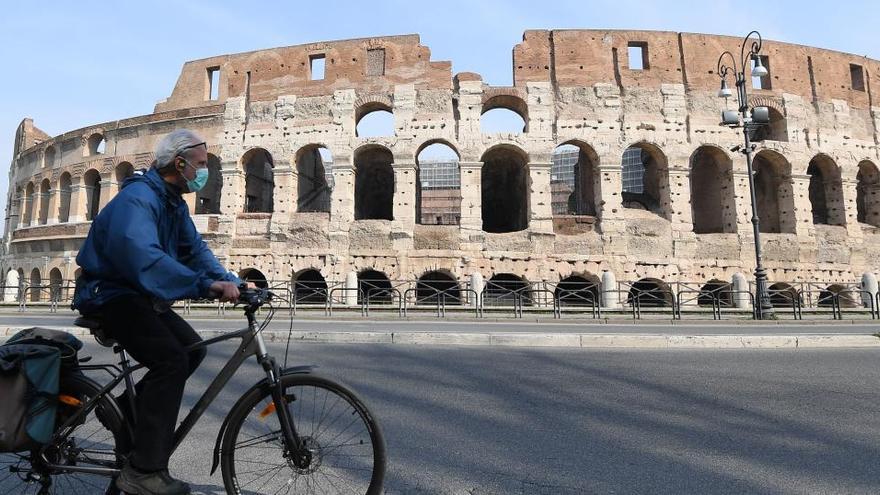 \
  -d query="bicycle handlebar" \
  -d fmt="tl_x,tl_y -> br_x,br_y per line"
237,284 -> 274,309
